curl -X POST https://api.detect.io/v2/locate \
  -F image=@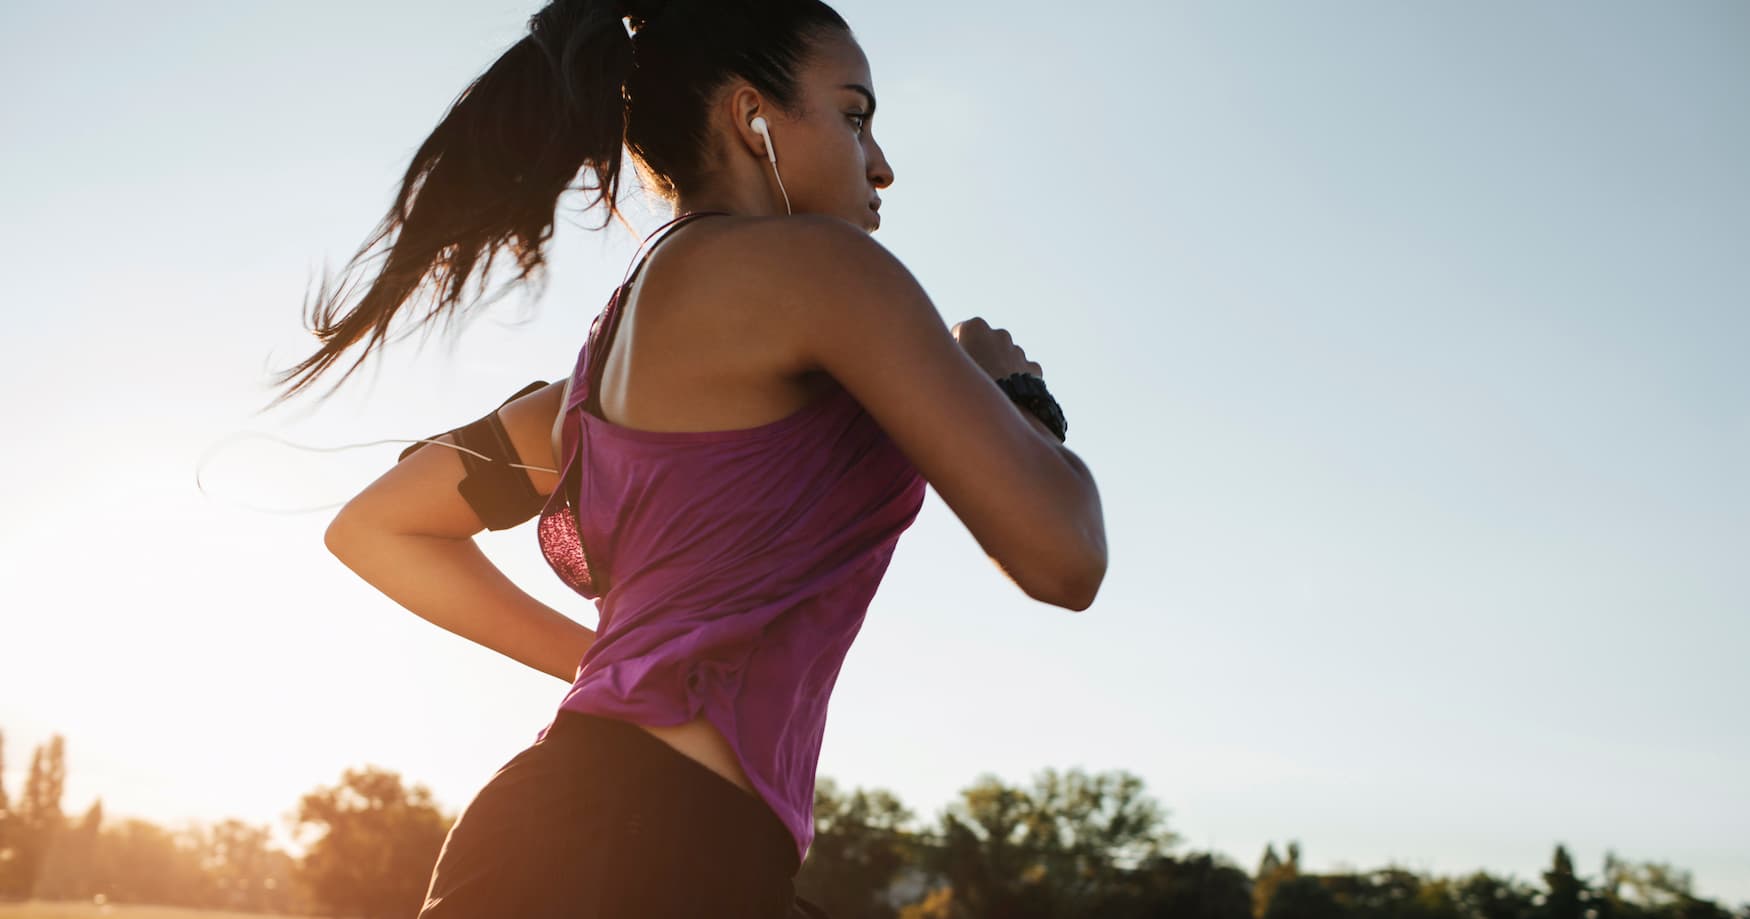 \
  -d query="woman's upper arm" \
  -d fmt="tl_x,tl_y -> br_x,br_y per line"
327,379 -> 568,541
734,216 -> 1105,605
